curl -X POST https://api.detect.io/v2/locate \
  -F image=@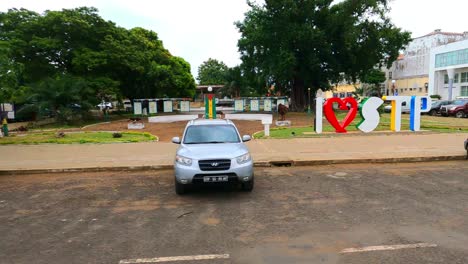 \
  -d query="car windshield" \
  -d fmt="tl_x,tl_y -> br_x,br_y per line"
452,100 -> 467,105
183,125 -> 240,144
